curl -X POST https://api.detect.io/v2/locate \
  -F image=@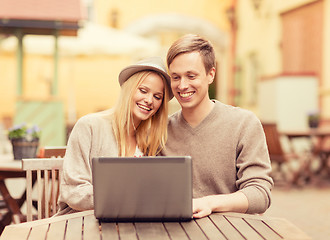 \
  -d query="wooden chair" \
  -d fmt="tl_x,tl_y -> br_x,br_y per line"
262,123 -> 311,186
22,157 -> 64,221
39,146 -> 66,158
